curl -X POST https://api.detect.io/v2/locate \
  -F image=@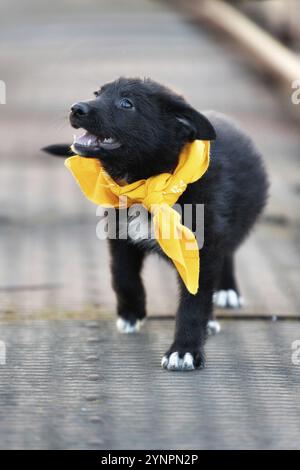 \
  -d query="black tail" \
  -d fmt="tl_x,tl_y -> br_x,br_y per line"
42,144 -> 74,157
